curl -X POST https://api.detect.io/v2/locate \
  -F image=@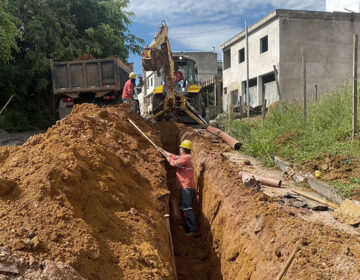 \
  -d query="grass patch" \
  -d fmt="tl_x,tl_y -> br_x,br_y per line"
217,82 -> 360,166
327,180 -> 357,198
